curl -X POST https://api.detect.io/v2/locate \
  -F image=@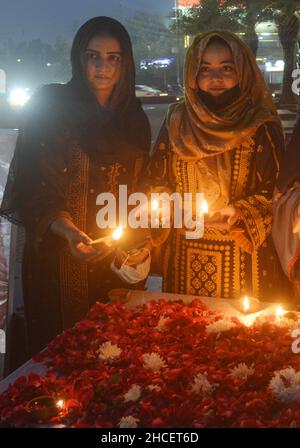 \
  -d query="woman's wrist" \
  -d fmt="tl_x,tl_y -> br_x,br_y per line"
50,217 -> 76,240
